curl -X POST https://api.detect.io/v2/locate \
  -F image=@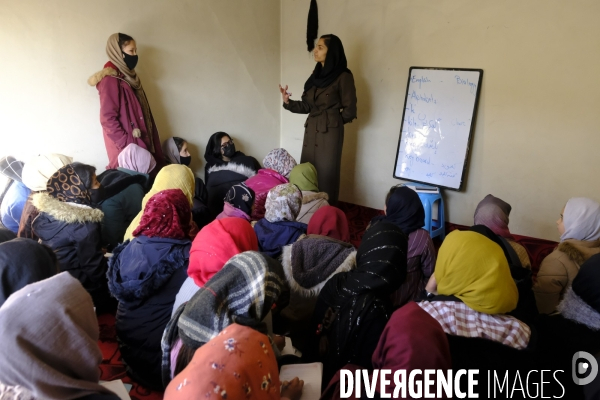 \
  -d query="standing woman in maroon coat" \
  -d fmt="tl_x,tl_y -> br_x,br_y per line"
88,33 -> 164,171
279,34 -> 357,205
